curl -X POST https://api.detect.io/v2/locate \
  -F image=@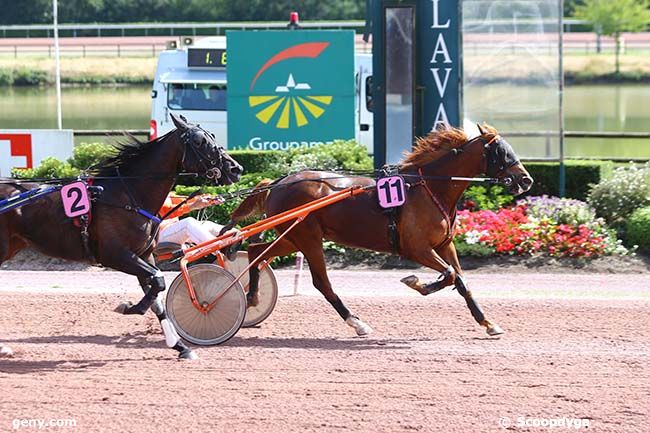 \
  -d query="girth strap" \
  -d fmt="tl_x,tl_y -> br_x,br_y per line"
385,207 -> 401,255
416,168 -> 456,245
